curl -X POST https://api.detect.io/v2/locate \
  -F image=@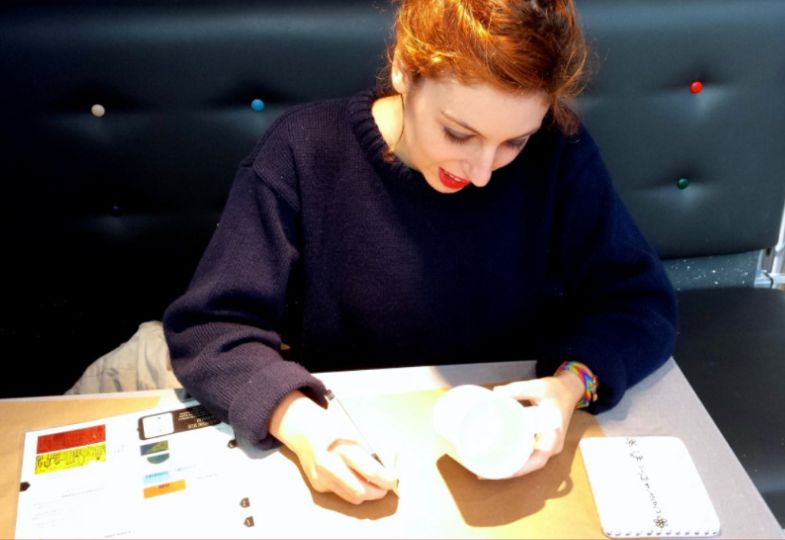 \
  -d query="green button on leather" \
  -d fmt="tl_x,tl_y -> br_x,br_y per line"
677,177 -> 689,189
